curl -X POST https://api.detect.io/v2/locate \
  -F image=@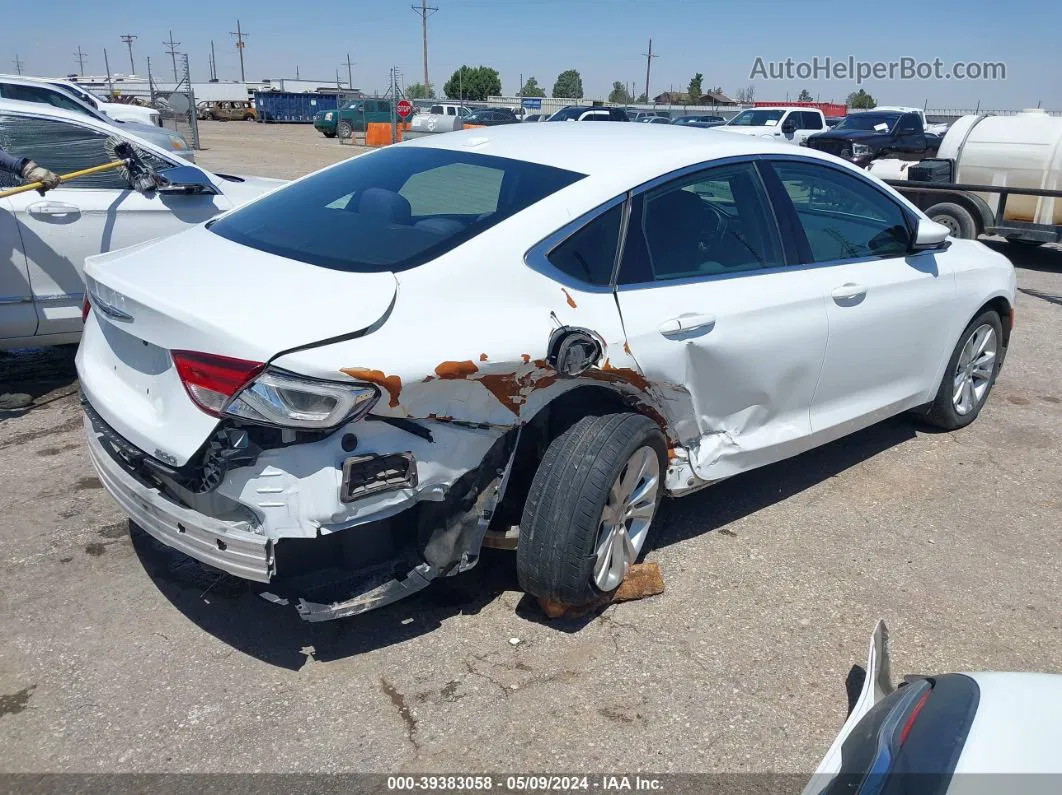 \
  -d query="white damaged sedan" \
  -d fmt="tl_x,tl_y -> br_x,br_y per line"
77,123 -> 1016,621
